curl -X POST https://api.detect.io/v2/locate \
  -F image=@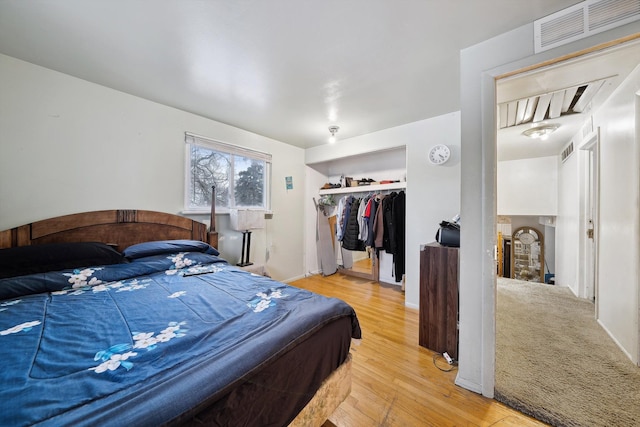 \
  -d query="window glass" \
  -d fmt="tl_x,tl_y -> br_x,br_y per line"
234,156 -> 264,207
185,133 -> 271,212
